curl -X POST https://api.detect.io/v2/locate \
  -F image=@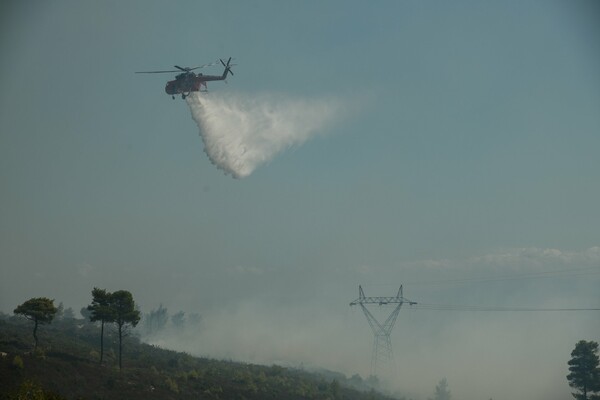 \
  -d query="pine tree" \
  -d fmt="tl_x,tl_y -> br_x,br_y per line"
14,297 -> 58,350
111,290 -> 141,370
567,340 -> 600,400
429,378 -> 451,400
87,288 -> 115,363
